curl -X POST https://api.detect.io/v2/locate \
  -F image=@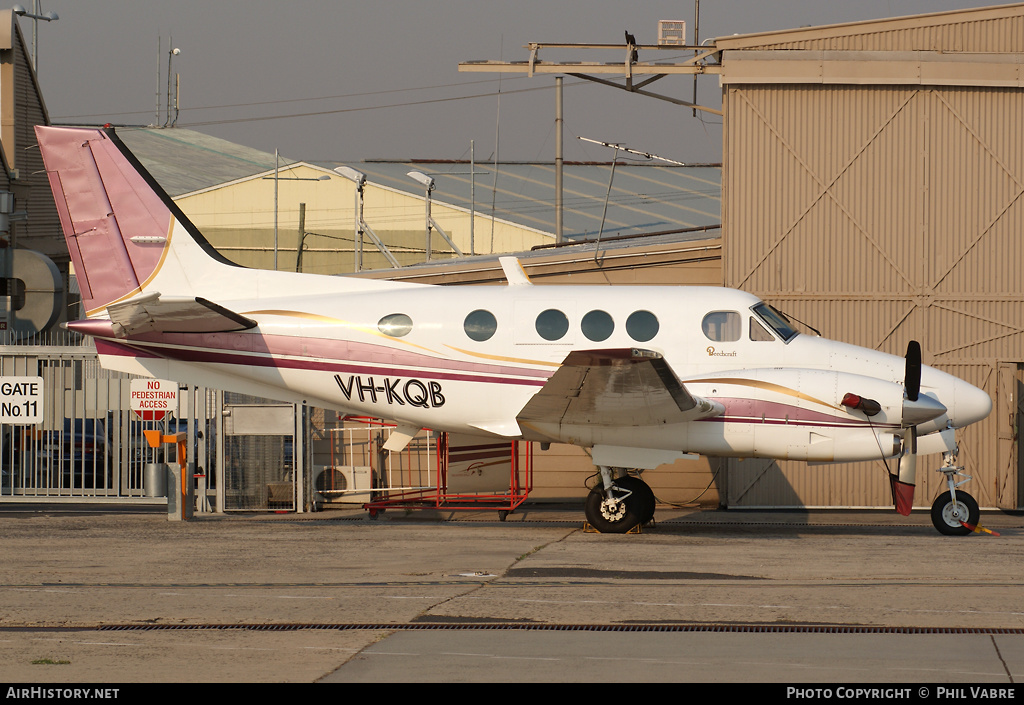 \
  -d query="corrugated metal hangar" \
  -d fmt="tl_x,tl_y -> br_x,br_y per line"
113,126 -> 721,274
3,4 -> 1024,514
405,2 -> 1024,511
717,4 -> 1024,510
